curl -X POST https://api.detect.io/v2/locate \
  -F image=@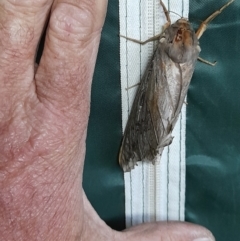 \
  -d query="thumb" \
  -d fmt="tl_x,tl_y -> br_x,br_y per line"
120,221 -> 215,241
